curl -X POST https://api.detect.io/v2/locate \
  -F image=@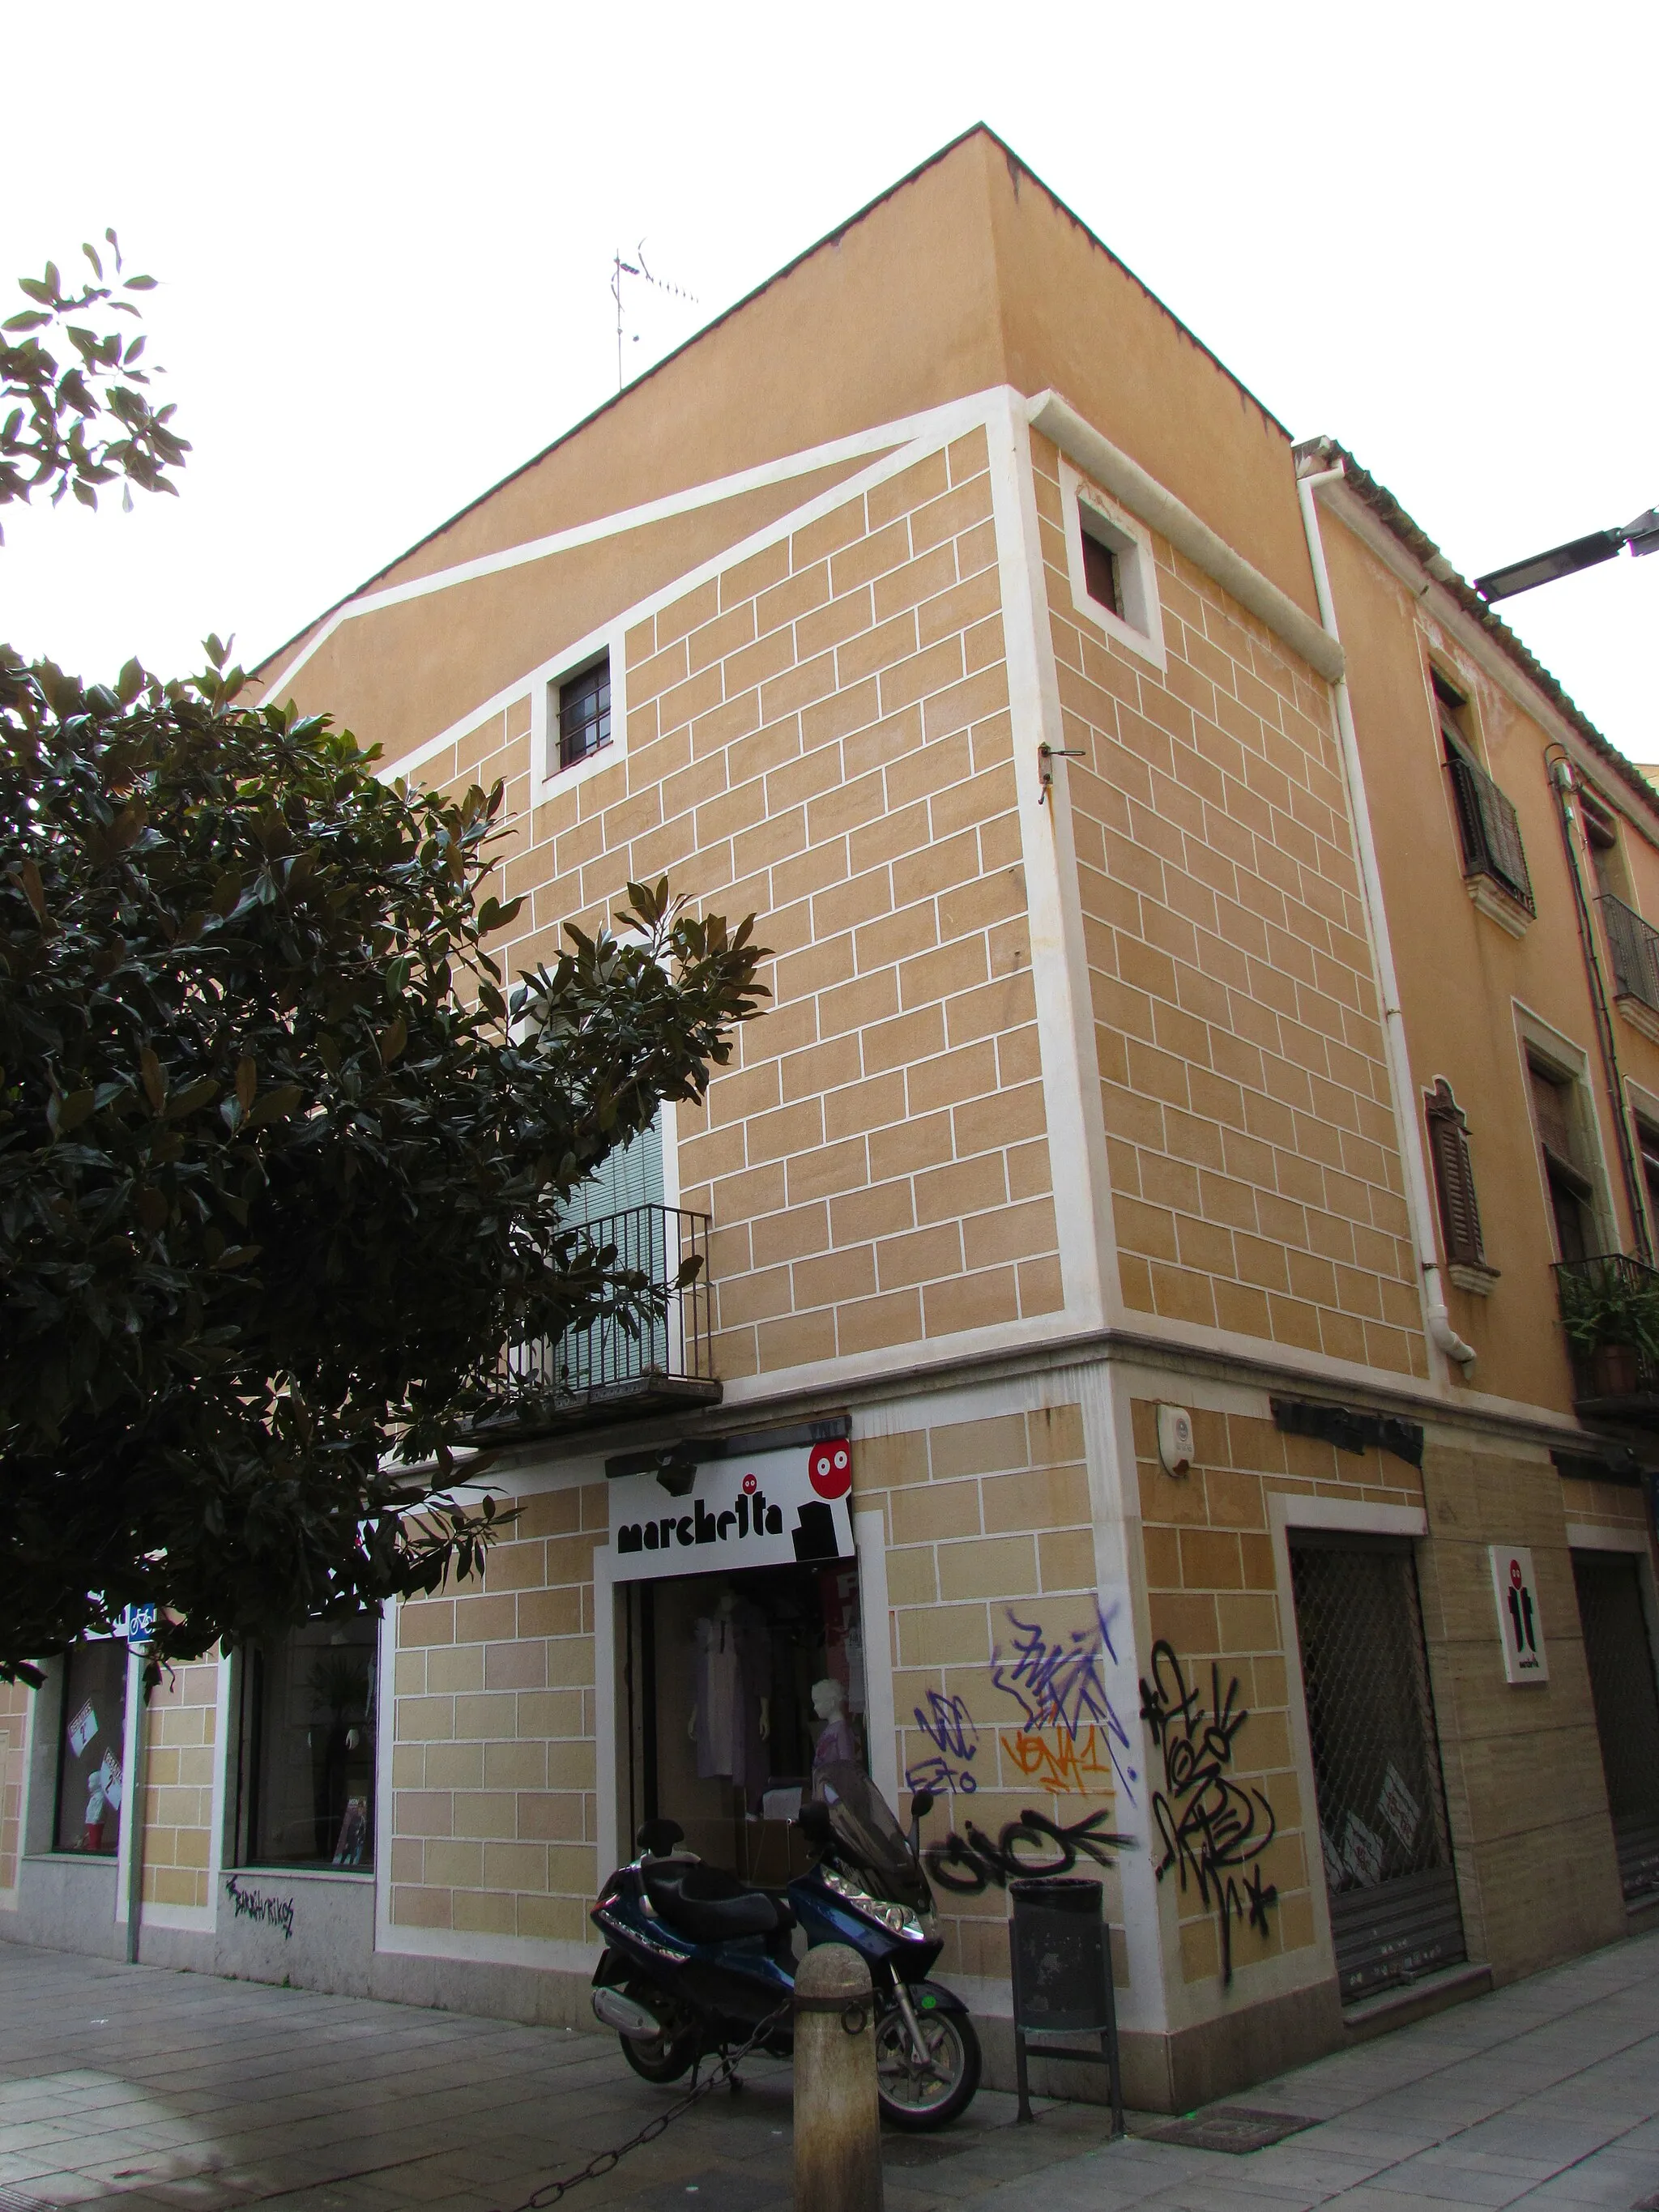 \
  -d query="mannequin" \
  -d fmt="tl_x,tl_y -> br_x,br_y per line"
809,1677 -> 856,1789
689,1587 -> 770,1797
